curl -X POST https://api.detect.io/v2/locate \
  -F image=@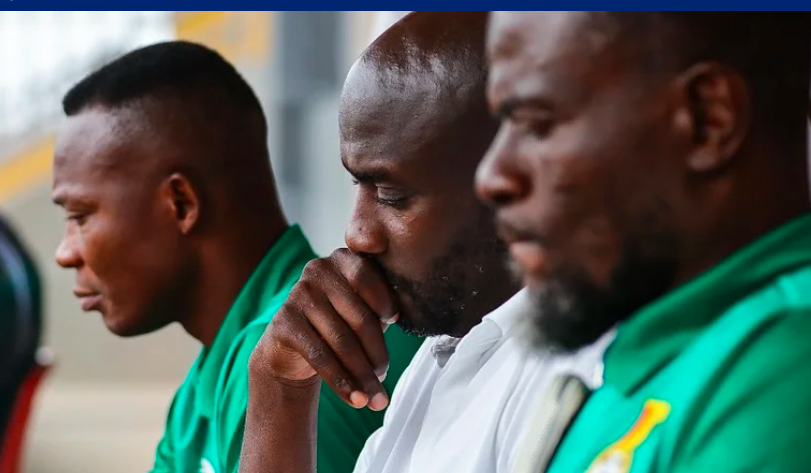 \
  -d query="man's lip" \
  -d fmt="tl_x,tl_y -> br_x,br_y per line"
508,240 -> 548,277
73,288 -> 102,311
72,287 -> 98,298
78,294 -> 102,311
495,217 -> 537,246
